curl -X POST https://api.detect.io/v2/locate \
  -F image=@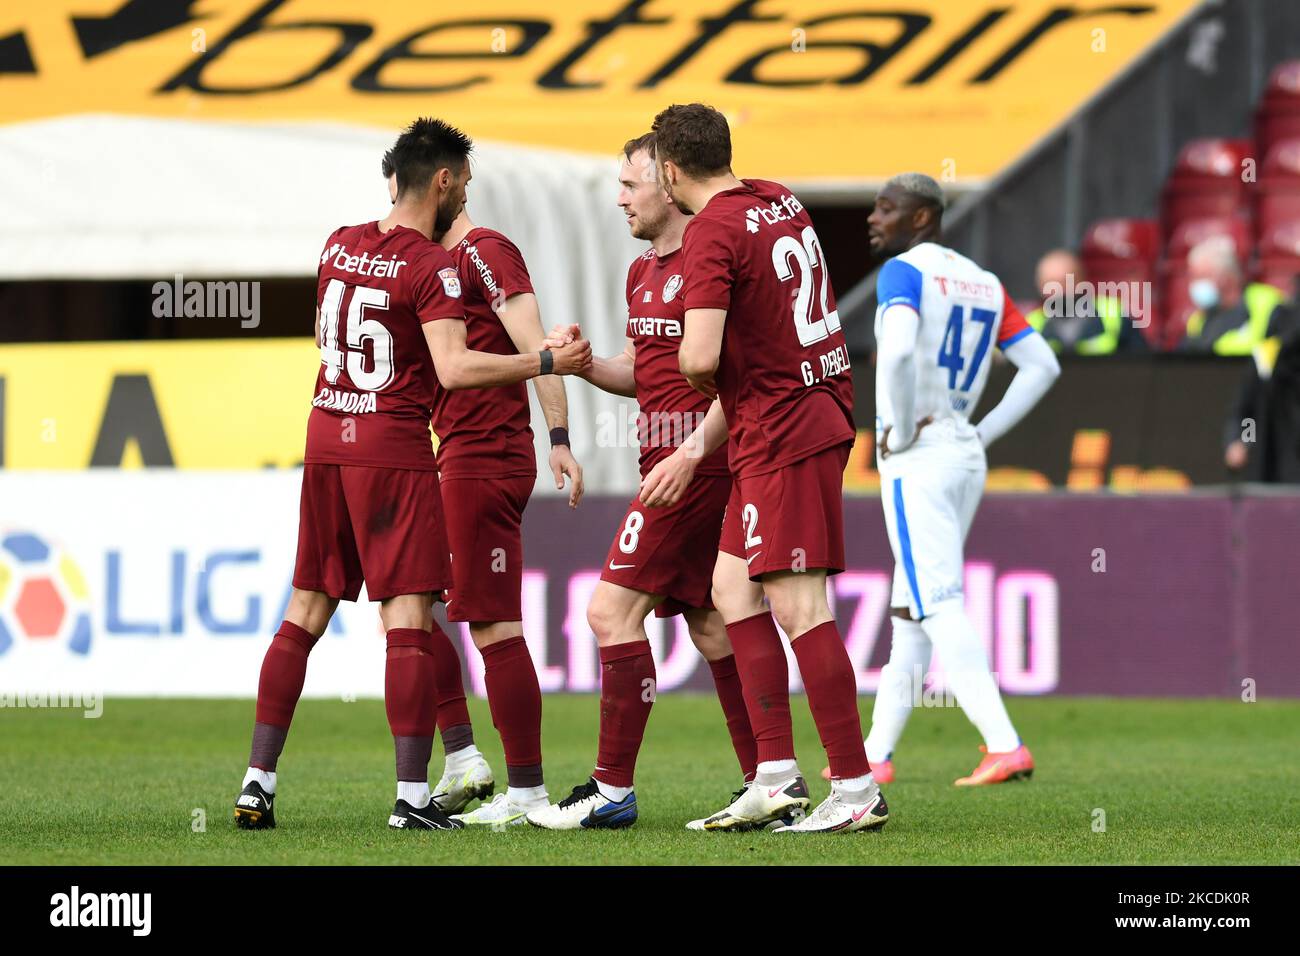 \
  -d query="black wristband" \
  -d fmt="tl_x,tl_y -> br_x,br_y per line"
538,350 -> 554,375
550,427 -> 570,447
